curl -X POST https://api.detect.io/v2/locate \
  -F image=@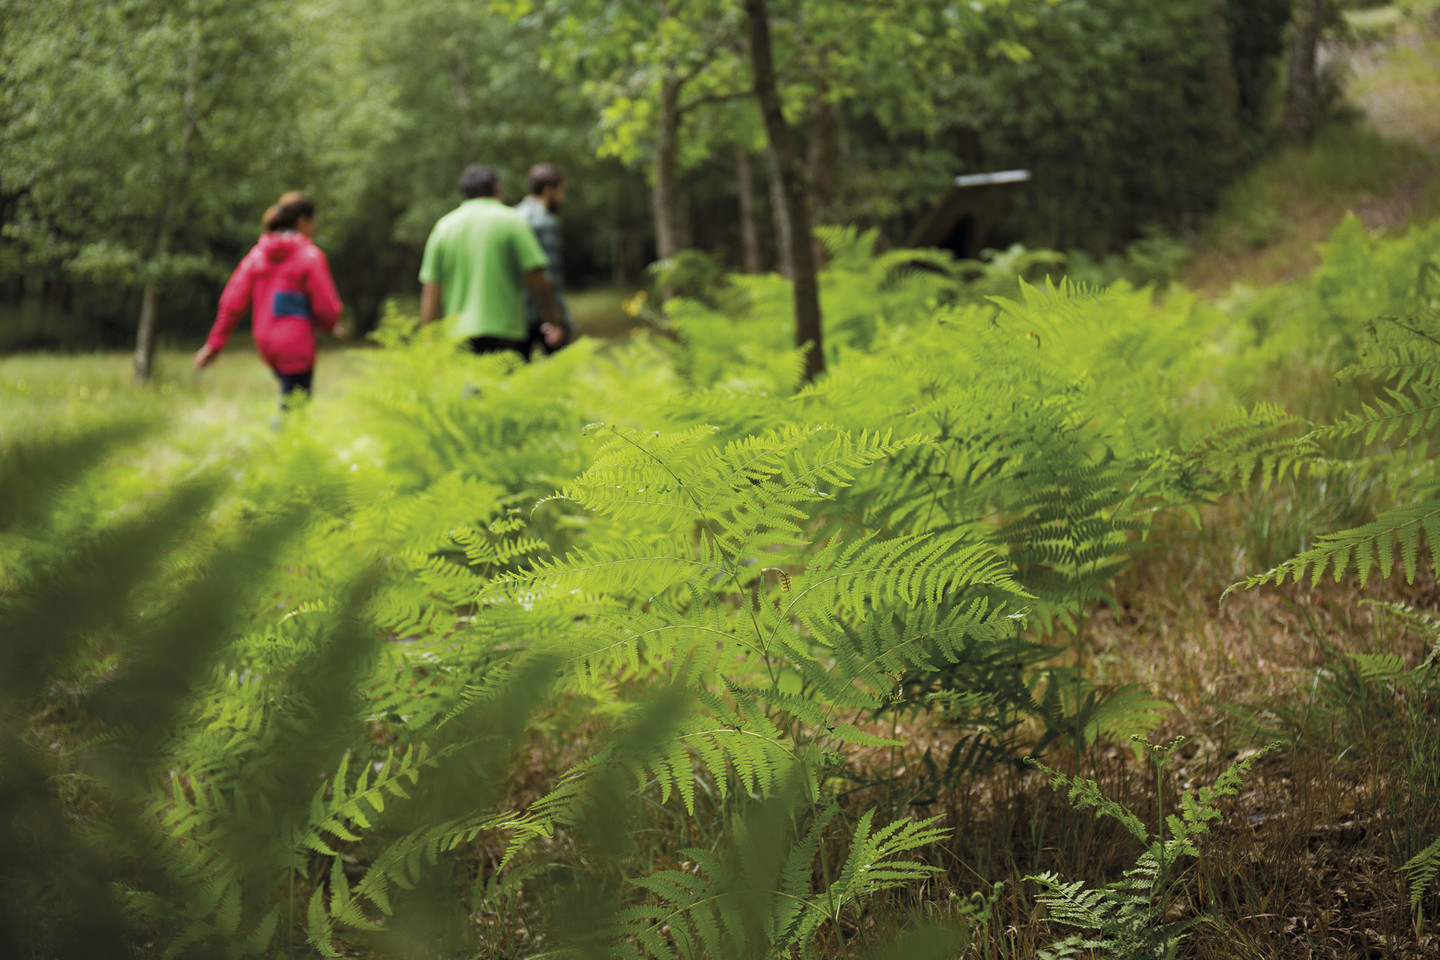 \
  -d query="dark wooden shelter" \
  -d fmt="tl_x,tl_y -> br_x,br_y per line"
906,170 -> 1031,259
